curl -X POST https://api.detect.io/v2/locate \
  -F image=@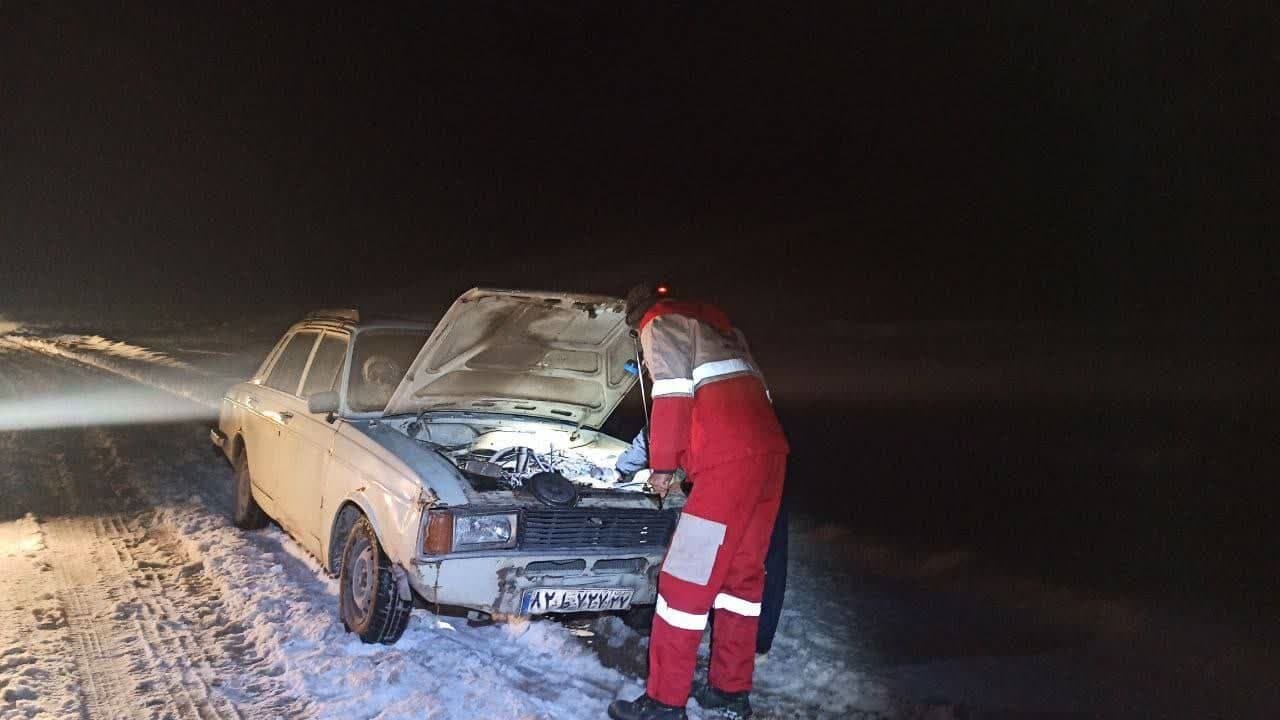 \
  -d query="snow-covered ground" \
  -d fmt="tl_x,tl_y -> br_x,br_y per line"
0,327 -> 895,719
